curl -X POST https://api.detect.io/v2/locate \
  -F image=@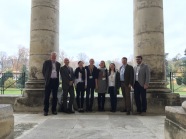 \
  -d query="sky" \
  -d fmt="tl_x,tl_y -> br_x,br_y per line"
0,0 -> 186,61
